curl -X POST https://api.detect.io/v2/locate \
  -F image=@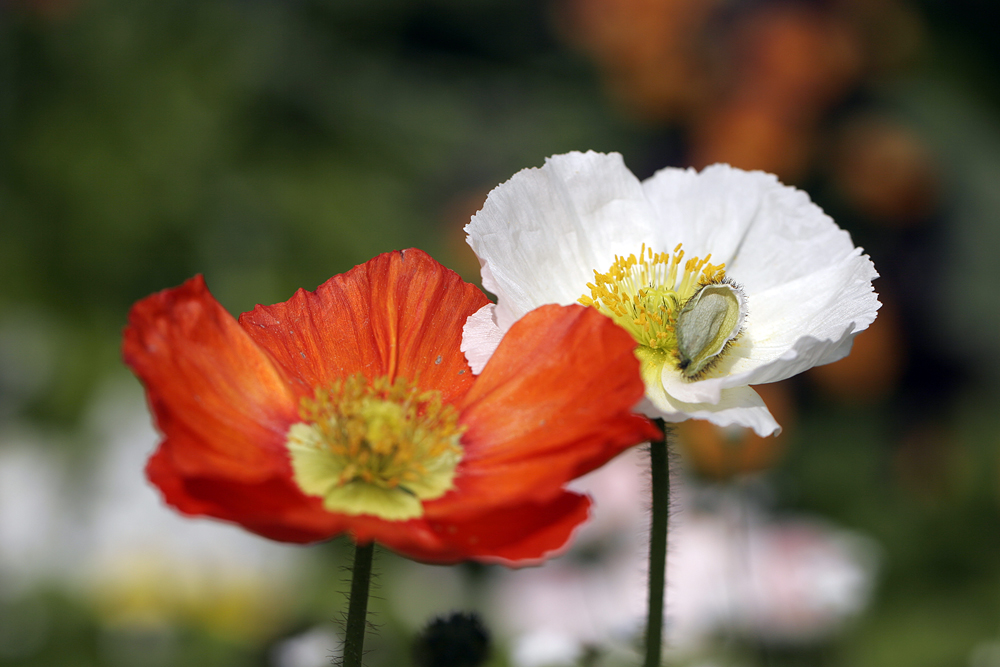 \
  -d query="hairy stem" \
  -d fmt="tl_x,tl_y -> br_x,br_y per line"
343,541 -> 375,667
644,423 -> 669,667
